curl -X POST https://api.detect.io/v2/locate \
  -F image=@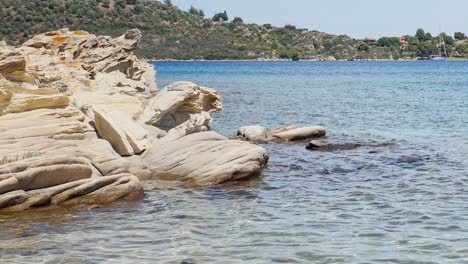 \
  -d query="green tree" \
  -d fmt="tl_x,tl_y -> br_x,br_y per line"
405,35 -> 419,54
212,13 -> 221,22
417,42 -> 437,57
357,42 -> 370,52
189,5 -> 198,15
440,33 -> 454,46
377,37 -> 400,47
456,43 -> 468,54
424,32 -> 433,41
164,0 -> 172,6
415,28 -> 426,42
188,6 -> 204,17
406,35 -> 419,45
414,29 -> 433,42
454,32 -> 466,40
212,11 -> 228,22
232,17 -> 243,24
